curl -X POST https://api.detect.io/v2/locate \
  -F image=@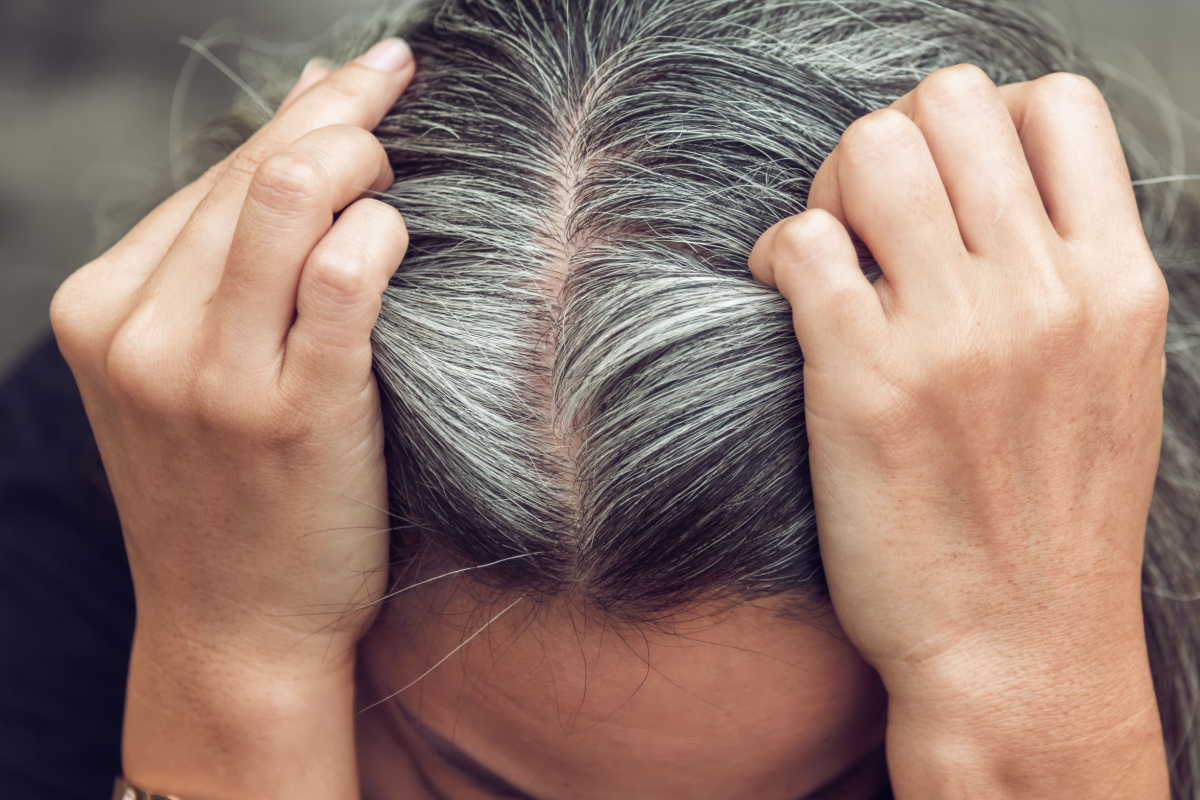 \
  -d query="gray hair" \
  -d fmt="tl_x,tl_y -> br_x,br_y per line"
192,0 -> 1200,795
